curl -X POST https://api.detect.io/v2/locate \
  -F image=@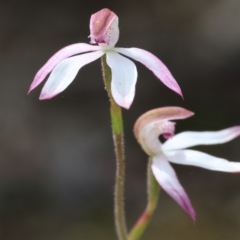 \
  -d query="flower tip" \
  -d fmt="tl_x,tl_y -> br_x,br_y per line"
235,126 -> 240,134
39,95 -> 47,100
39,92 -> 56,100
178,194 -> 196,221
189,209 -> 196,222
181,200 -> 196,221
175,87 -> 184,99
180,91 -> 184,100
112,91 -> 134,109
117,100 -> 131,109
123,105 -> 131,110
28,83 -> 36,95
